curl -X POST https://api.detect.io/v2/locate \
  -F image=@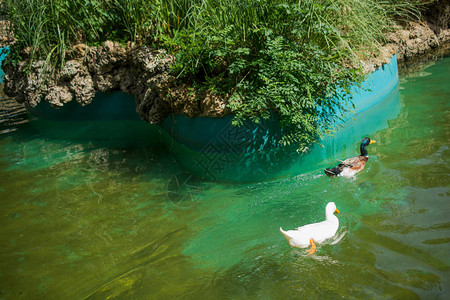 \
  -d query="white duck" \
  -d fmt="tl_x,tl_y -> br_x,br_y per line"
280,202 -> 340,254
